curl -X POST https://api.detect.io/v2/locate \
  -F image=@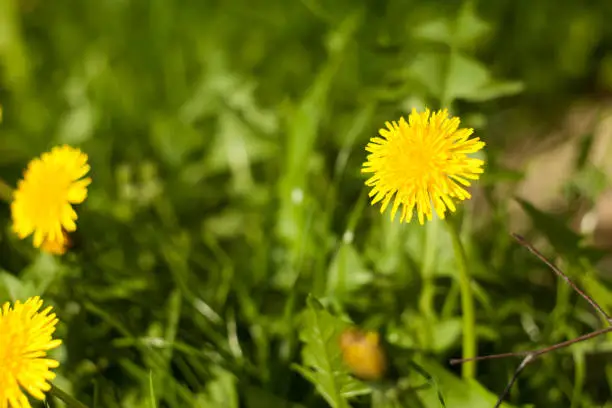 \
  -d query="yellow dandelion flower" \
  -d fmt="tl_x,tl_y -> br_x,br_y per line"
362,108 -> 485,225
0,296 -> 62,407
11,145 -> 91,248
339,328 -> 387,381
